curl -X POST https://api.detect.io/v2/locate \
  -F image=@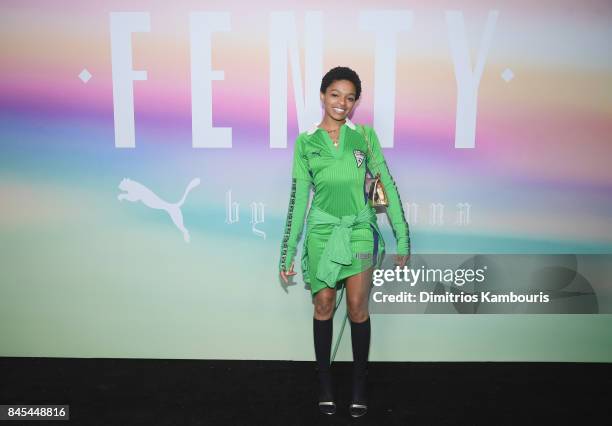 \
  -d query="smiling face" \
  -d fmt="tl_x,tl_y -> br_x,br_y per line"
320,79 -> 357,124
